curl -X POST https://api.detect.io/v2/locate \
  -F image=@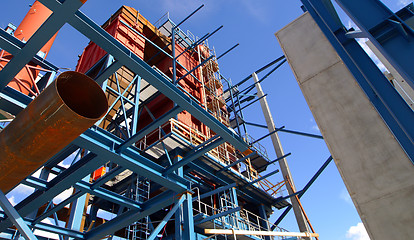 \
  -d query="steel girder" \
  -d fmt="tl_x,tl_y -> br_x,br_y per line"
302,0 -> 414,163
